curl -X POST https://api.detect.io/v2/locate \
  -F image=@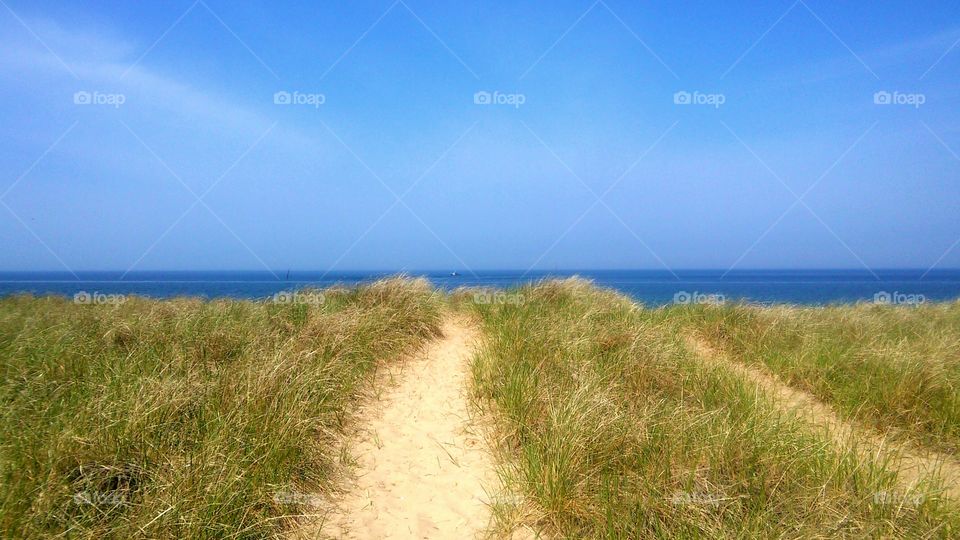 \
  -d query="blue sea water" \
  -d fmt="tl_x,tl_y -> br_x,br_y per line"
1,270 -> 959,306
